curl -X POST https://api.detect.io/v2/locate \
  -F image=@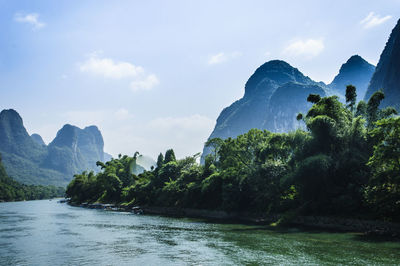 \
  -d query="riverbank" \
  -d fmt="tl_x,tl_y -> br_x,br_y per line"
141,206 -> 400,238
0,196 -> 64,203
66,201 -> 400,238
